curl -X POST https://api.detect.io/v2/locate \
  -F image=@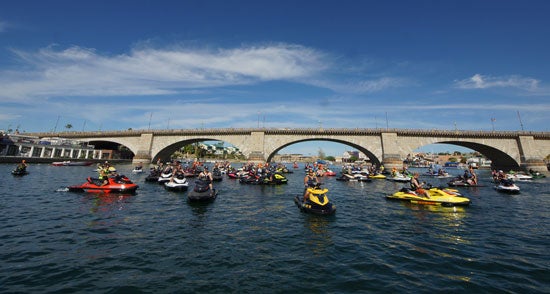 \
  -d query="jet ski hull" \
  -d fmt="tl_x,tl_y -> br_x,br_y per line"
386,188 -> 470,207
